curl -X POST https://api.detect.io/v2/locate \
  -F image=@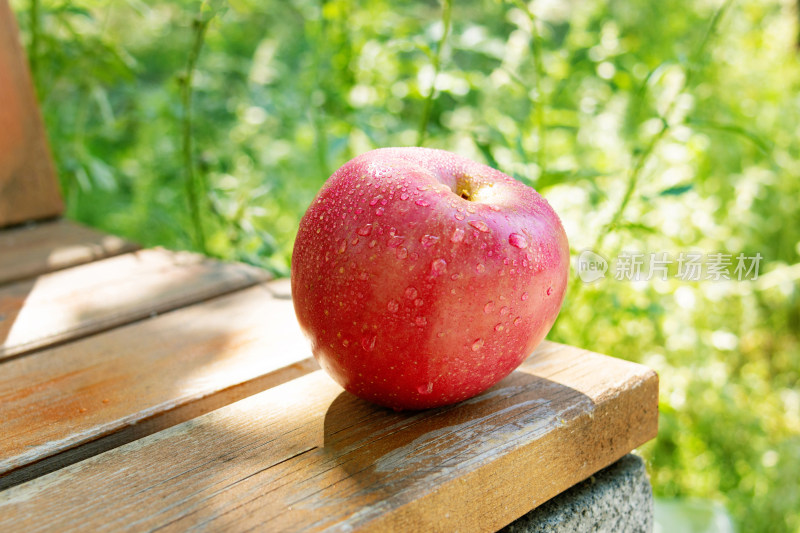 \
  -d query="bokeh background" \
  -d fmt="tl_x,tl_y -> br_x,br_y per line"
10,0 -> 800,530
